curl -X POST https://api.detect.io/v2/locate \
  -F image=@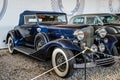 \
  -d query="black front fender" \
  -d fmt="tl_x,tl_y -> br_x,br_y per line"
53,39 -> 81,51
33,39 -> 82,59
